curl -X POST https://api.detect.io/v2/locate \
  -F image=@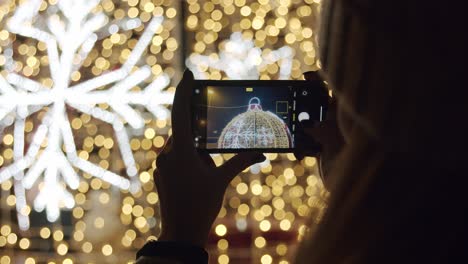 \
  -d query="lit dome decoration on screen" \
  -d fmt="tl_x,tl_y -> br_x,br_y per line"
0,0 -> 173,227
218,97 -> 292,149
